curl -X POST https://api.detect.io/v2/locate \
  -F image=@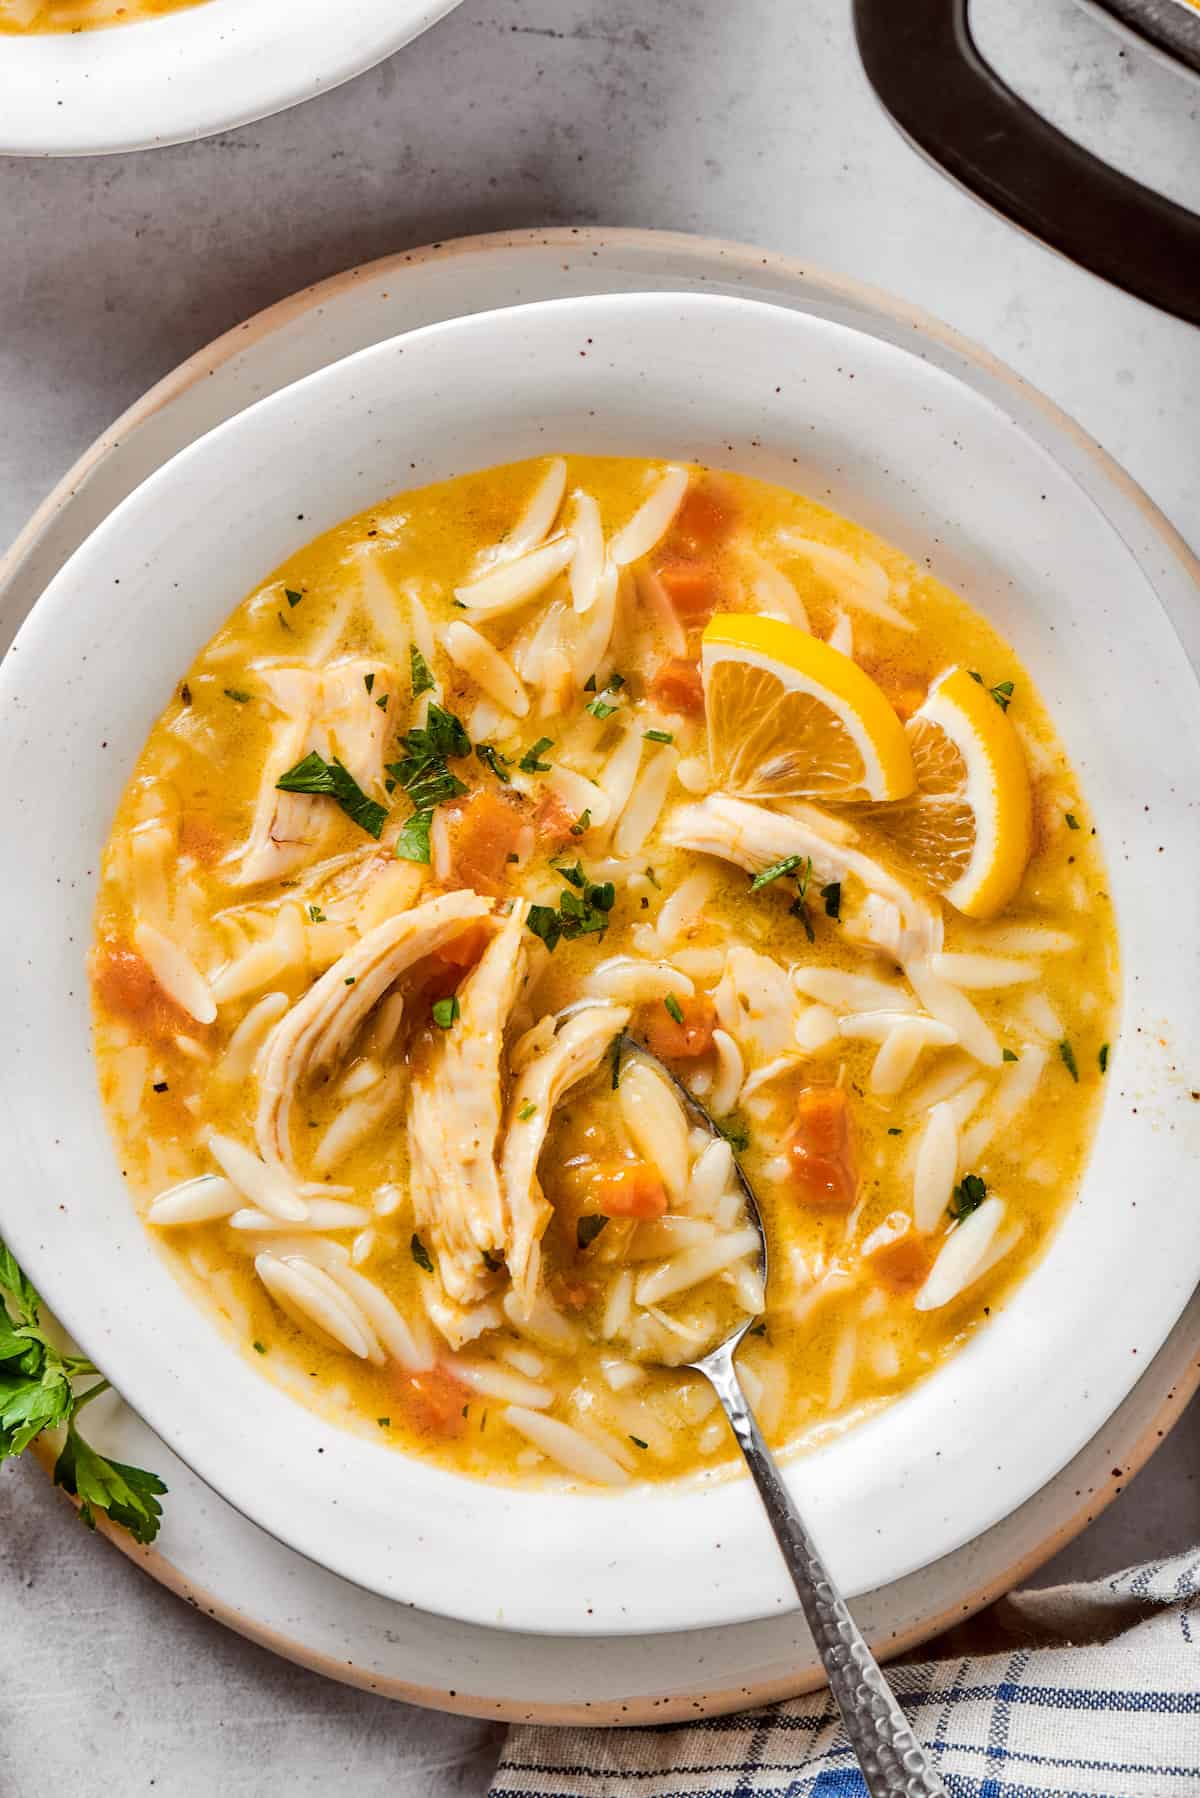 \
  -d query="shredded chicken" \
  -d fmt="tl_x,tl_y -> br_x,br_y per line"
235,659 -> 400,887
663,794 -> 942,959
501,1002 -> 631,1316
255,890 -> 493,1168
407,903 -> 532,1312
